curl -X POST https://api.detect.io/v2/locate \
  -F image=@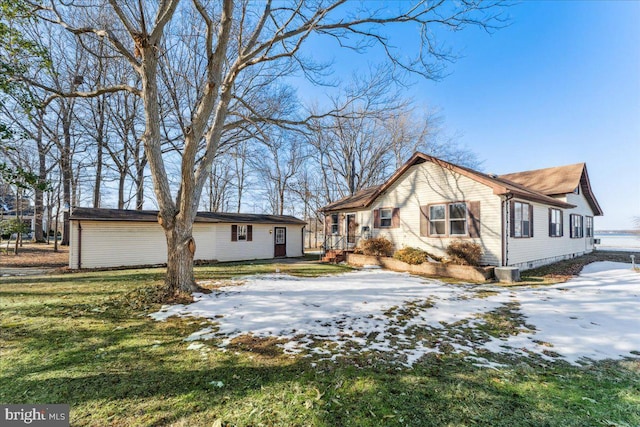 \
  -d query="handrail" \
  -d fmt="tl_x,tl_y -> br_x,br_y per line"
322,234 -> 362,252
